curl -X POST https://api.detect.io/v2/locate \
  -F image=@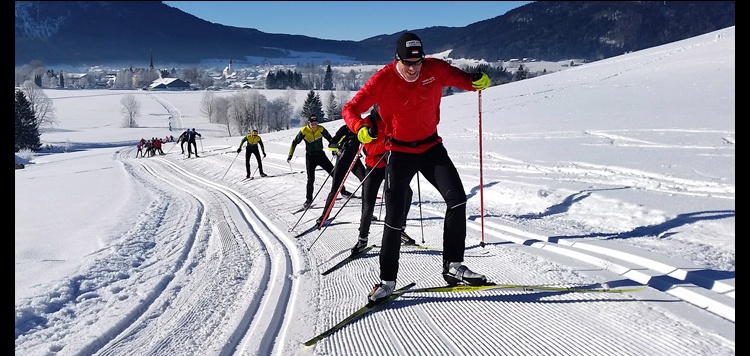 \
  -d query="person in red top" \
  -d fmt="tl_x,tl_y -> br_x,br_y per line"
153,137 -> 164,155
350,106 -> 415,256
342,32 -> 492,303
135,142 -> 144,158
